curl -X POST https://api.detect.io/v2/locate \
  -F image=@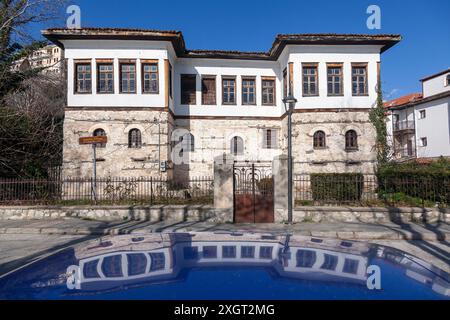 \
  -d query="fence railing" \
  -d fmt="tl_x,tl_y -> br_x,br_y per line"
393,120 -> 415,132
0,177 -> 214,206
294,174 -> 449,207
